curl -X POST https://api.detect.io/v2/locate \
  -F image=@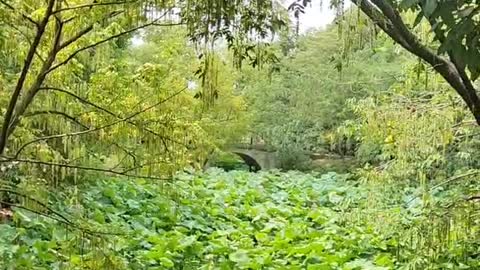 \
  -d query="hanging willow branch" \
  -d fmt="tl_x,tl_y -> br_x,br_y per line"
52,1 -> 137,14
14,86 -> 188,158
24,110 -> 89,129
39,87 -> 190,149
0,158 -> 170,181
0,3 -> 180,156
0,0 -> 40,27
